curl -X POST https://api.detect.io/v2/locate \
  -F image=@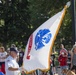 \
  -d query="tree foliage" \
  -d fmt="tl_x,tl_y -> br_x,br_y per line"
0,0 -> 73,48
0,0 -> 31,47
